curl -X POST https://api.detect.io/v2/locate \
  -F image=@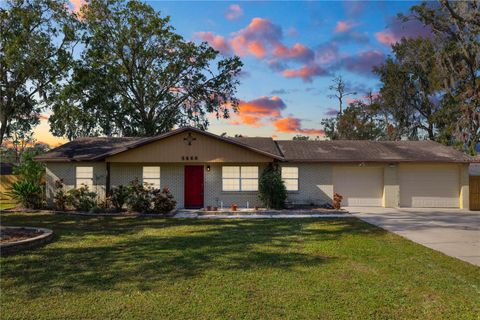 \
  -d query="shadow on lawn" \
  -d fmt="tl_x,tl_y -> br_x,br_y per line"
0,214 -> 386,296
